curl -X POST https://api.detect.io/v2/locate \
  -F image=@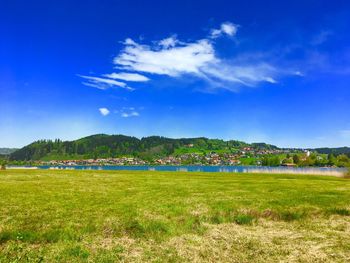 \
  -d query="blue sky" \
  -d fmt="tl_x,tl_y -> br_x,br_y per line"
1,0 -> 350,148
